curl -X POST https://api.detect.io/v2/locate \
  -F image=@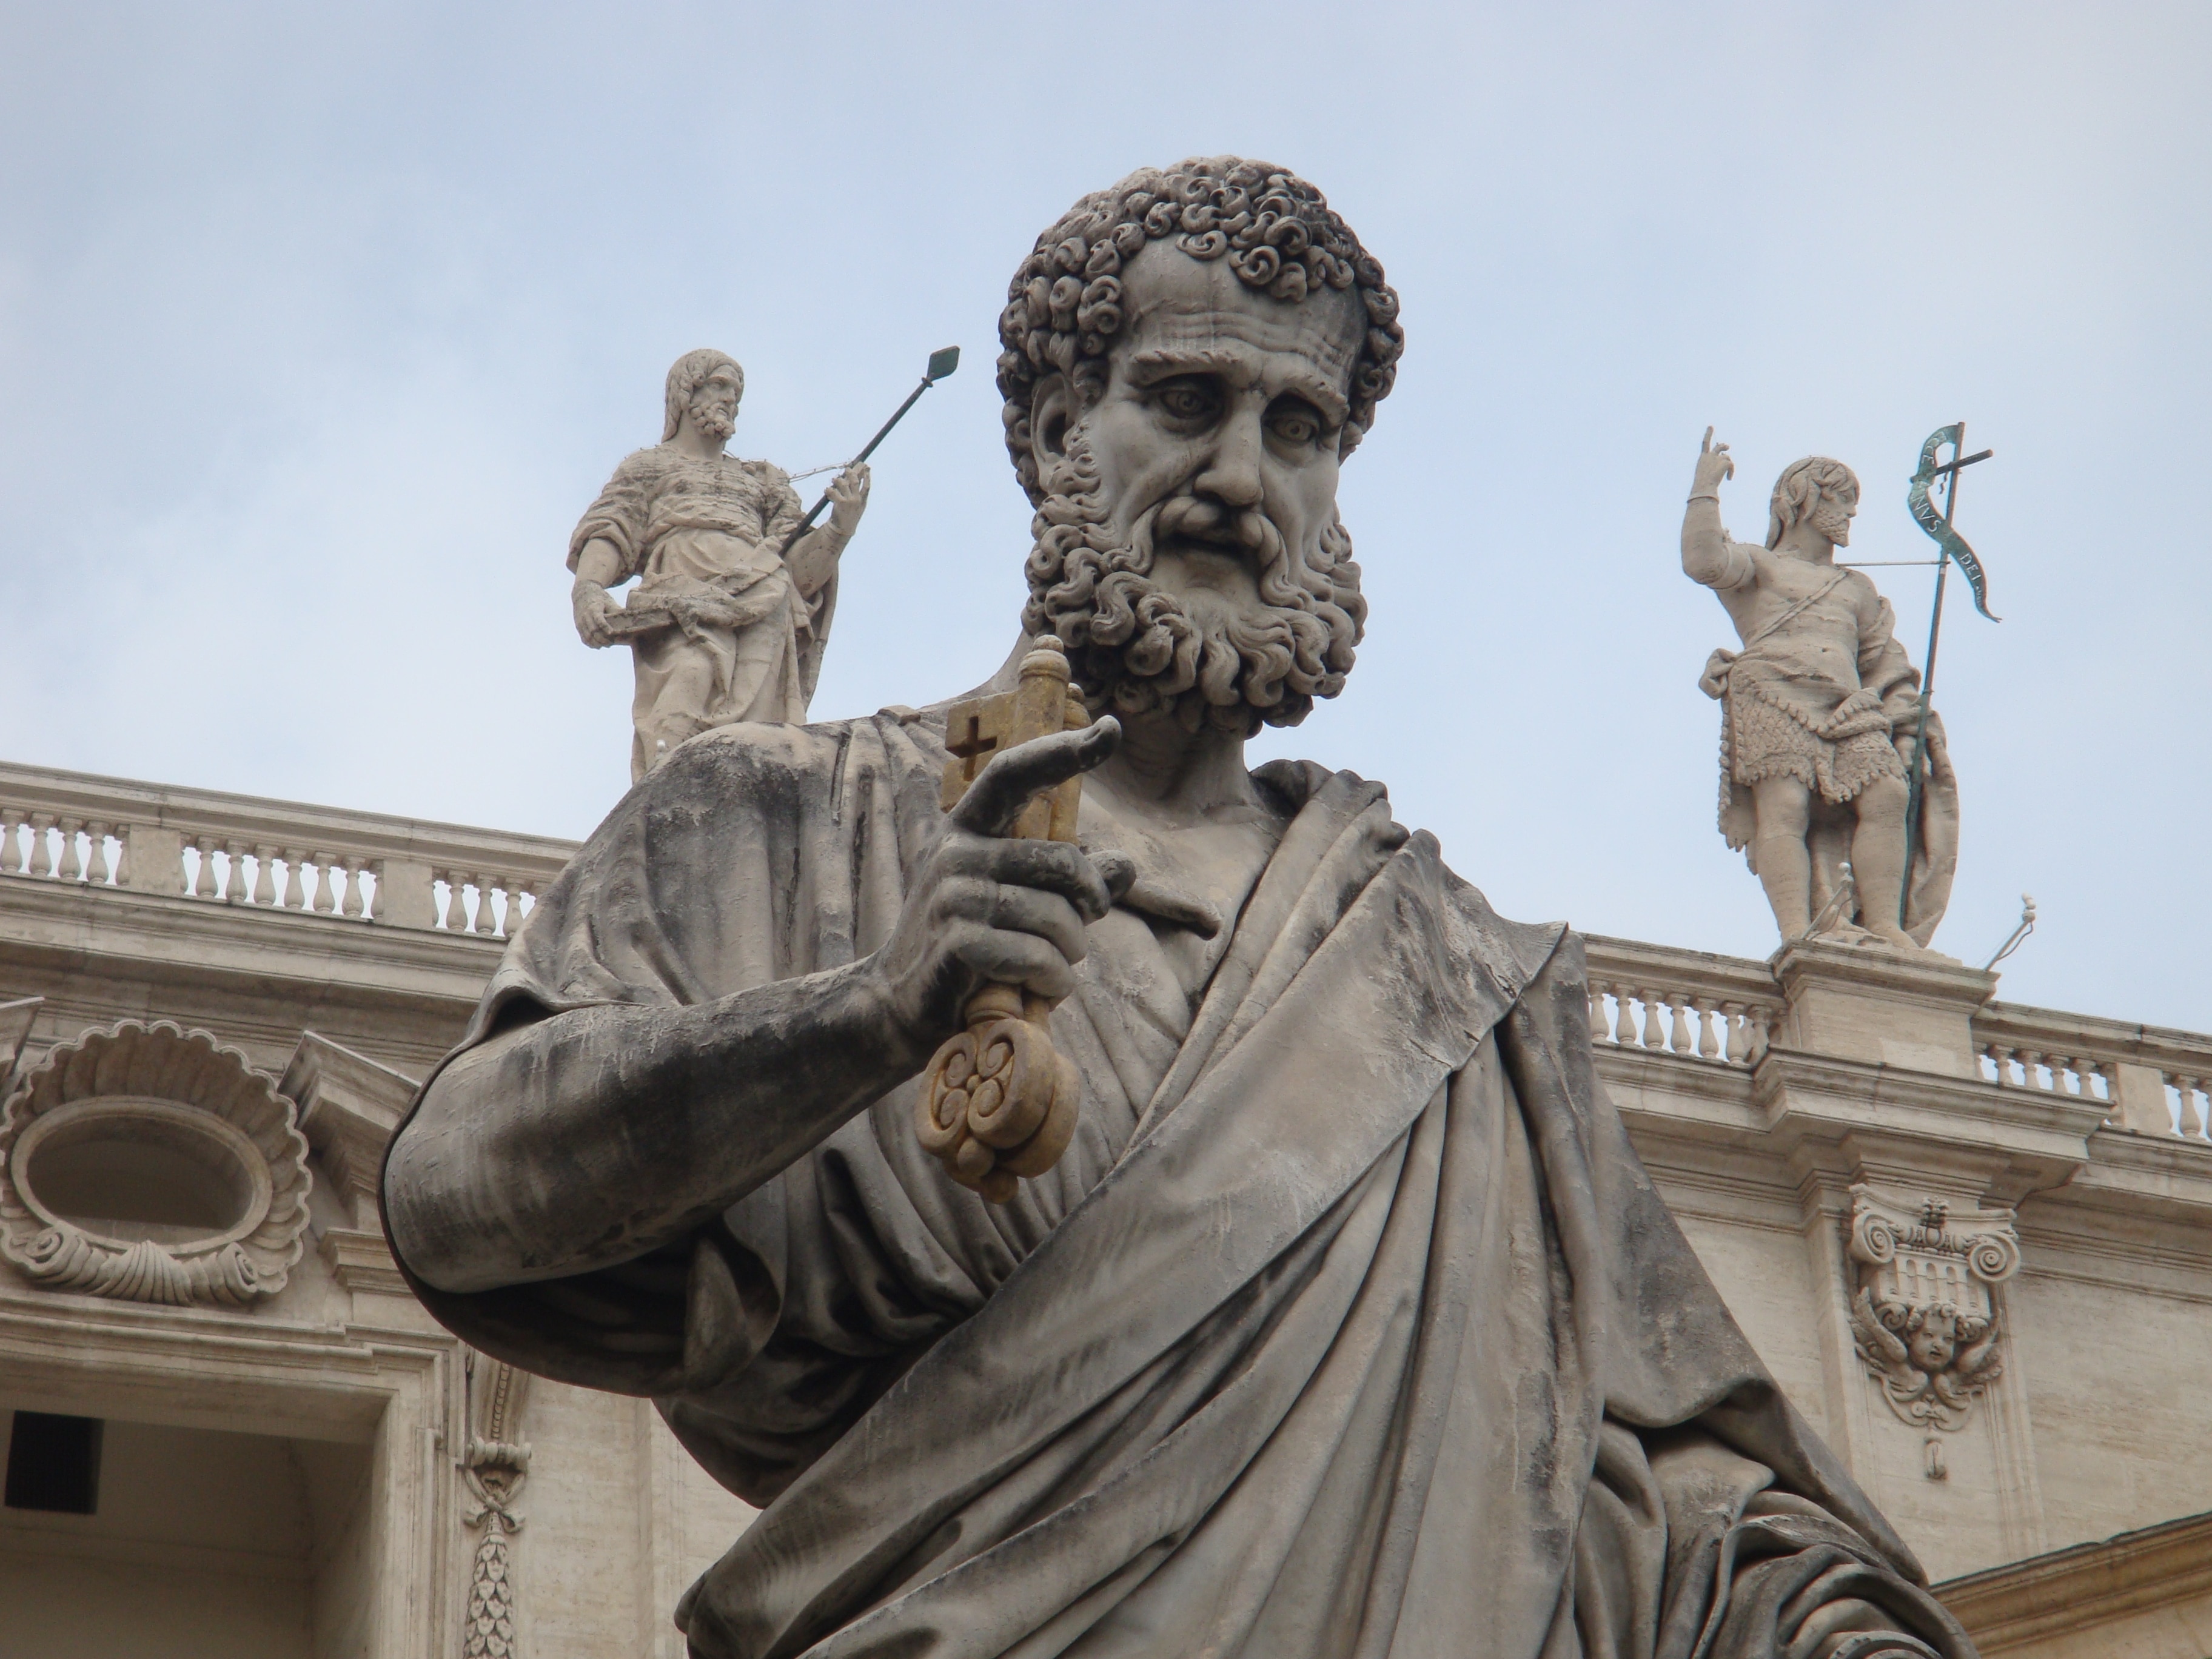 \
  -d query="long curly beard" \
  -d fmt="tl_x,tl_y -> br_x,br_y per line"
1021,474 -> 1366,736
688,397 -> 737,443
